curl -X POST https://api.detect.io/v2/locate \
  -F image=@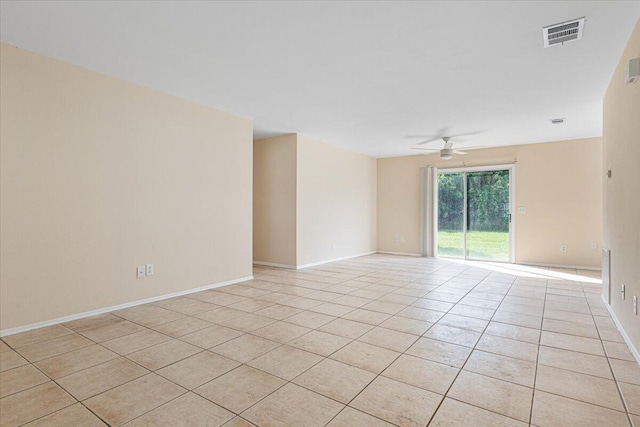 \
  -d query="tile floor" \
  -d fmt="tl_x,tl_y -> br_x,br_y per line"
1,254 -> 639,426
